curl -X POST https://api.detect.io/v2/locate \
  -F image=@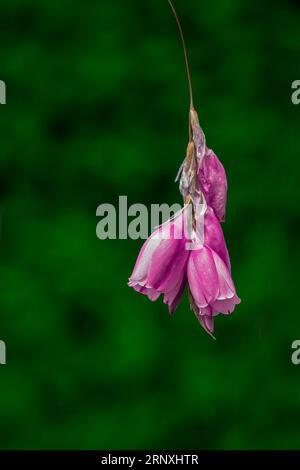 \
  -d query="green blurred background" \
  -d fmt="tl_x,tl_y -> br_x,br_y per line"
0,0 -> 299,450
